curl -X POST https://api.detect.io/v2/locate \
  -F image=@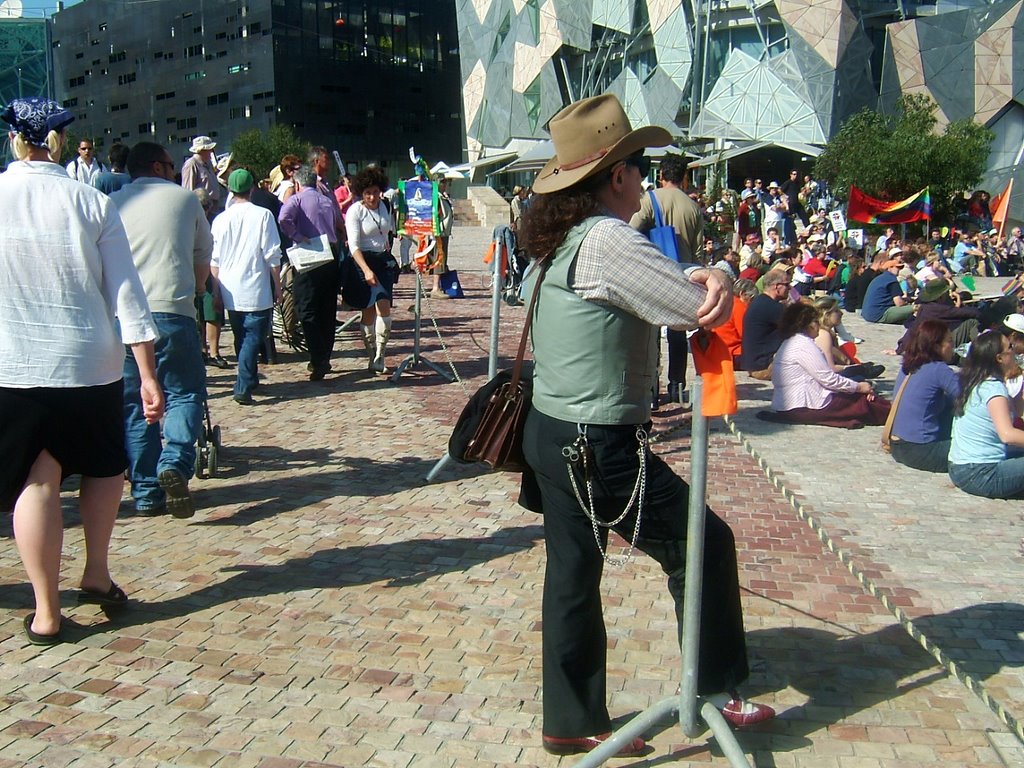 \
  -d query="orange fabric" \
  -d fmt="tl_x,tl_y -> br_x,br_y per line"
991,178 -> 1013,236
714,297 -> 747,360
690,330 -> 738,416
481,241 -> 508,278
839,341 -> 860,364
